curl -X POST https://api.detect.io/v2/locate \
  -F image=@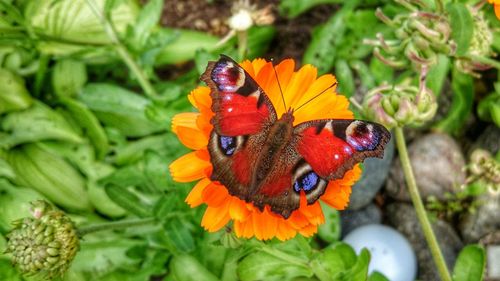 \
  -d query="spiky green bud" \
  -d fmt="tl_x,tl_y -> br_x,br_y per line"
5,201 -> 79,279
